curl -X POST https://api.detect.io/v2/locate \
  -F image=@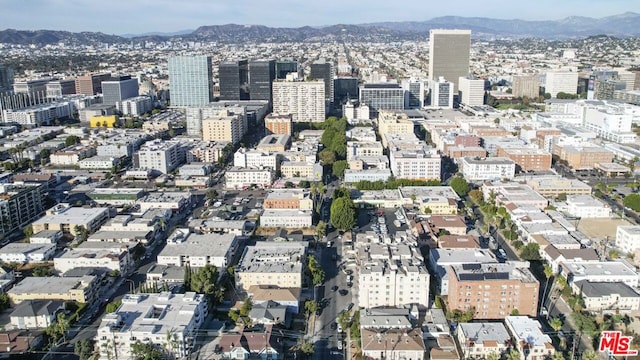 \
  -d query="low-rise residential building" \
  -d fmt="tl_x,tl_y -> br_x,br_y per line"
216,325 -> 283,360
564,195 -> 611,218
448,146 -> 488,159
256,134 -> 290,153
399,186 -> 460,215
10,300 -> 64,330
234,149 -> 279,170
426,215 -> 467,236
459,157 -> 516,182
29,230 -> 63,244
54,249 -> 131,274
145,264 -> 185,286
554,145 -> 614,170
188,218 -> 251,236
616,226 -> 640,254
280,162 -> 323,180
346,141 -> 384,161
49,145 -> 96,166
225,167 -> 275,189
95,292 -> 207,360
178,163 -> 213,177
541,245 -> 599,273
8,276 -> 97,304
263,189 -> 313,210
389,146 -> 442,181
260,209 -> 313,228
0,243 -> 56,264
525,176 -> 592,198
248,286 -> 301,314
575,281 -> 640,313
360,308 -> 412,330
457,322 -> 511,359
447,262 -> 540,319
361,328 -> 426,360
31,205 -> 110,235
504,316 -> 555,360
77,156 -> 120,170
561,261 -> 639,290
344,169 -> 393,183
187,141 -> 227,163
235,242 -> 307,292
265,113 -> 293,136
496,147 -> 552,172
137,192 -> 192,213
481,181 -> 548,210
157,230 -> 240,268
